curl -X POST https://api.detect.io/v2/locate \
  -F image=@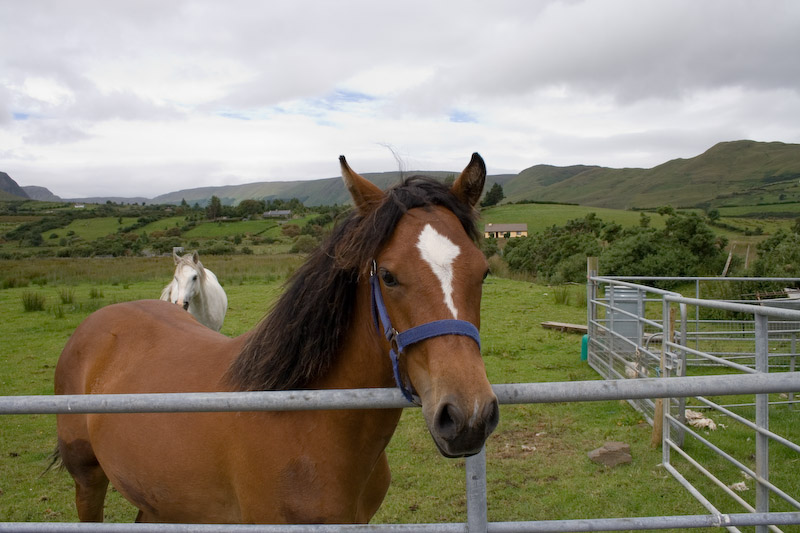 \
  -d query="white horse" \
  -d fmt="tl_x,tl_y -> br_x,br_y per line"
160,251 -> 228,332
